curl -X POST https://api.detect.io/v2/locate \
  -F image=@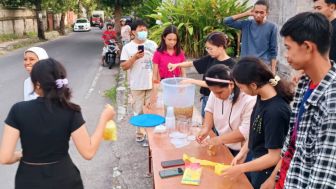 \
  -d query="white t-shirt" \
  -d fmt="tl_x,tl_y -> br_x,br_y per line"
24,77 -> 38,101
120,40 -> 157,90
121,25 -> 131,41
205,92 -> 256,150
